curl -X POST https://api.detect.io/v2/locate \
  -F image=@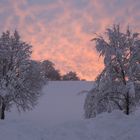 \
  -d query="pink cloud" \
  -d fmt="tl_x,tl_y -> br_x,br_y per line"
0,0 -> 140,80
